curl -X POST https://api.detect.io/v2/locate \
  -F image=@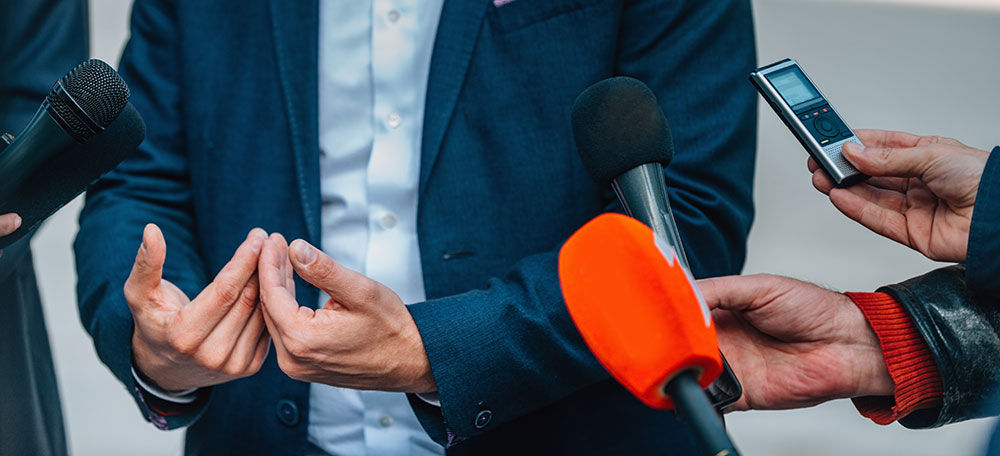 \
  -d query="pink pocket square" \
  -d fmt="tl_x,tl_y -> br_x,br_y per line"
493,0 -> 516,6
